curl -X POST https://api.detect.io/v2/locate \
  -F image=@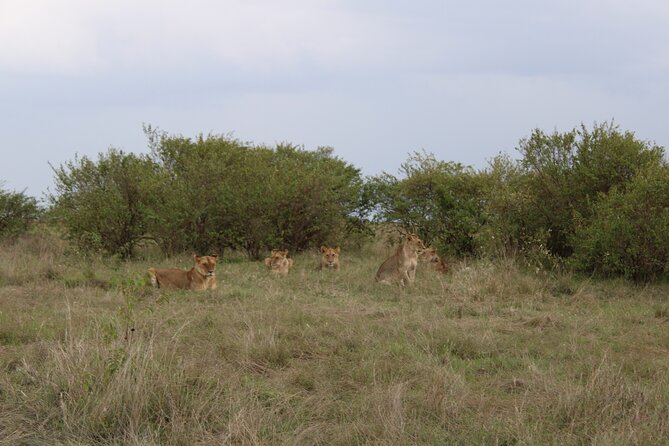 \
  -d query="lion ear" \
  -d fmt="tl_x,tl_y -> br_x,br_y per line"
335,246 -> 340,253
211,254 -> 218,259
284,250 -> 289,256
193,254 -> 200,261
321,245 -> 327,253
